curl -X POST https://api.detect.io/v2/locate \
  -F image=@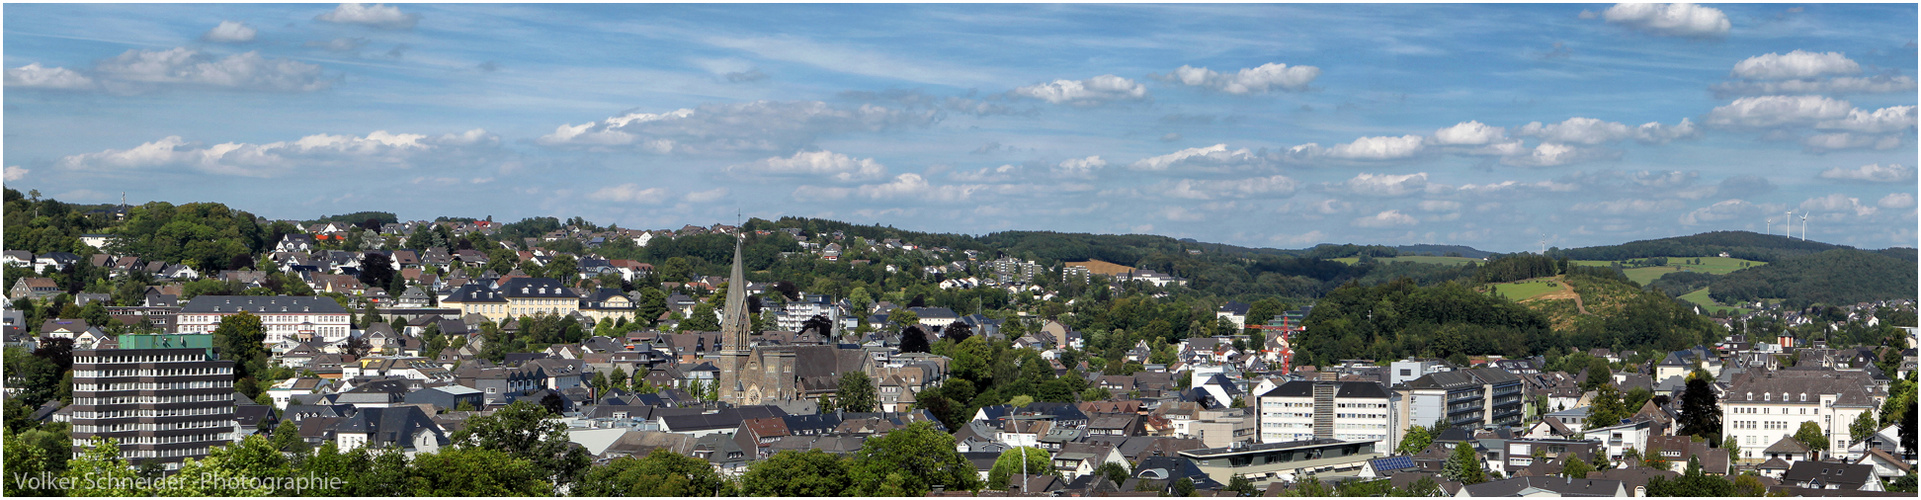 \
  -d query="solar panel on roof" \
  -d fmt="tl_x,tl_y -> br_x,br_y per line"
1372,456 -> 1415,472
